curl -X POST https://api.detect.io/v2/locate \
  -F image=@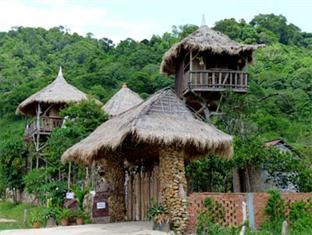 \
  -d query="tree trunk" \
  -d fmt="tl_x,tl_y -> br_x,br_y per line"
232,168 -> 241,192
159,148 -> 188,235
